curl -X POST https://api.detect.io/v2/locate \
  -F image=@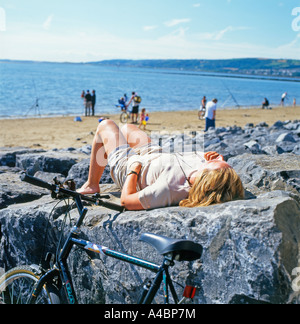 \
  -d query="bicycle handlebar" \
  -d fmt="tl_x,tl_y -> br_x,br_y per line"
20,172 -> 125,213
20,173 -> 56,191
